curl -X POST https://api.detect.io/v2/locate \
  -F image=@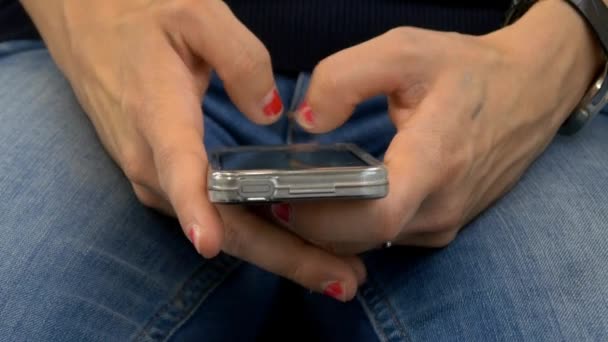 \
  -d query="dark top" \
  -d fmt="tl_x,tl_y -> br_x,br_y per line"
0,0 -> 510,71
